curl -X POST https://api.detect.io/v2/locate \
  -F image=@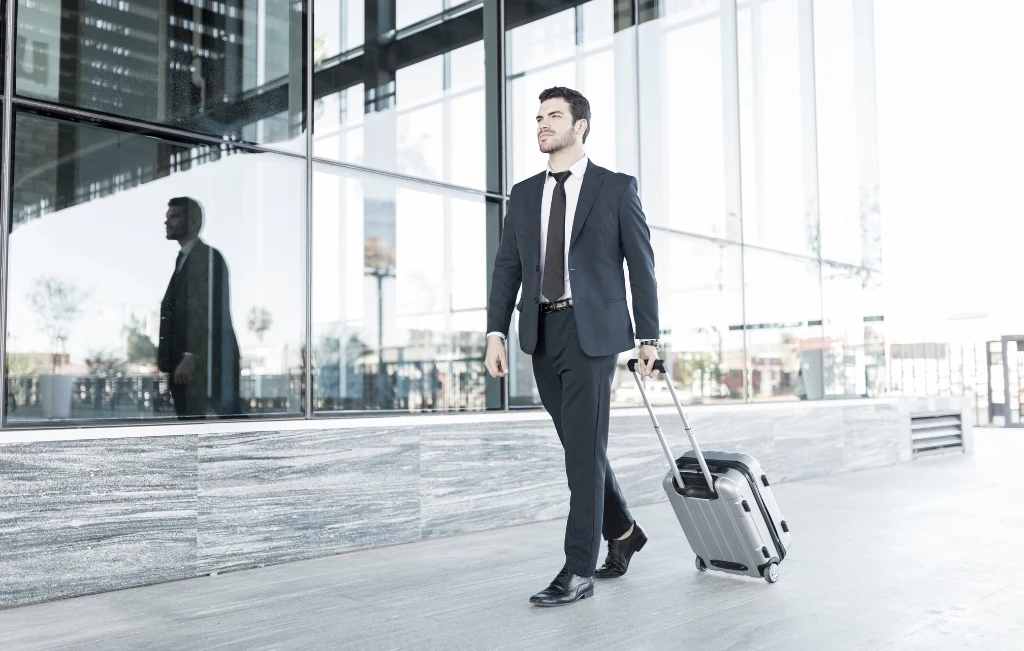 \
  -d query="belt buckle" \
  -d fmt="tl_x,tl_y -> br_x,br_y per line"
542,299 -> 572,314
